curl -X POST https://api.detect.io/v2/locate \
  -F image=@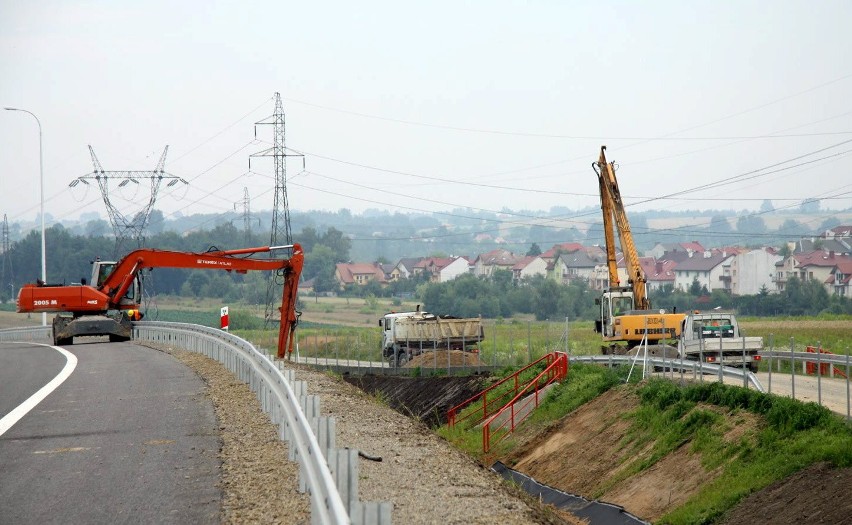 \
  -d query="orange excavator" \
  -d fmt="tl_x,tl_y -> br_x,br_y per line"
16,243 -> 303,358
